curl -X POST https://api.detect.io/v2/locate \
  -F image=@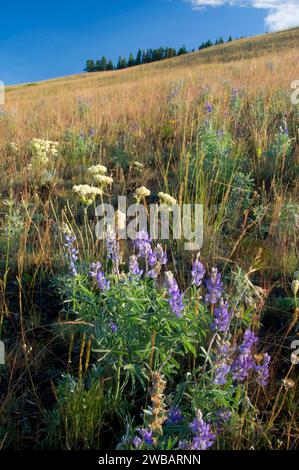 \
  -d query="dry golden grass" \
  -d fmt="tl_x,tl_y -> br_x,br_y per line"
2,27 -> 299,148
